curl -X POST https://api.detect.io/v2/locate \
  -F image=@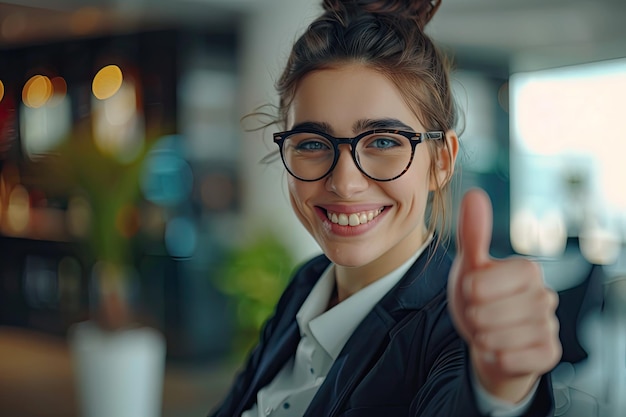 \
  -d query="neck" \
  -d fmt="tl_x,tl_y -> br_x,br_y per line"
334,228 -> 431,302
